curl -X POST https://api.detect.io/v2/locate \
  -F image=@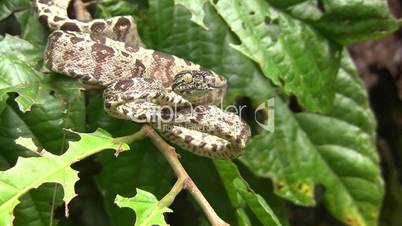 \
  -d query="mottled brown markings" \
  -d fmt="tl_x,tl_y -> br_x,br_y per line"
93,65 -> 103,79
44,9 -> 50,13
184,59 -> 192,66
122,108 -> 129,115
113,17 -> 131,41
114,79 -> 134,92
54,16 -> 64,22
91,22 -> 106,33
125,43 -> 139,52
60,22 -> 81,32
120,60 -> 129,65
235,136 -> 242,144
151,52 -> 175,83
184,135 -> 193,143
240,126 -> 248,137
45,31 -> 64,69
211,144 -> 217,152
137,114 -> 146,120
67,69 -> 78,78
143,77 -> 155,83
105,102 -> 112,109
39,15 -> 49,24
121,51 -> 129,57
222,117 -> 234,126
70,36 -> 84,44
91,43 -> 115,63
199,142 -> 206,148
62,50 -> 76,61
214,126 -> 222,133
196,113 -> 204,121
141,92 -> 149,99
38,0 -> 53,4
161,108 -> 172,120
112,65 -> 123,77
36,0 -> 247,158
131,59 -> 146,76
81,75 -> 91,81
90,33 -> 106,44
56,63 -> 65,72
